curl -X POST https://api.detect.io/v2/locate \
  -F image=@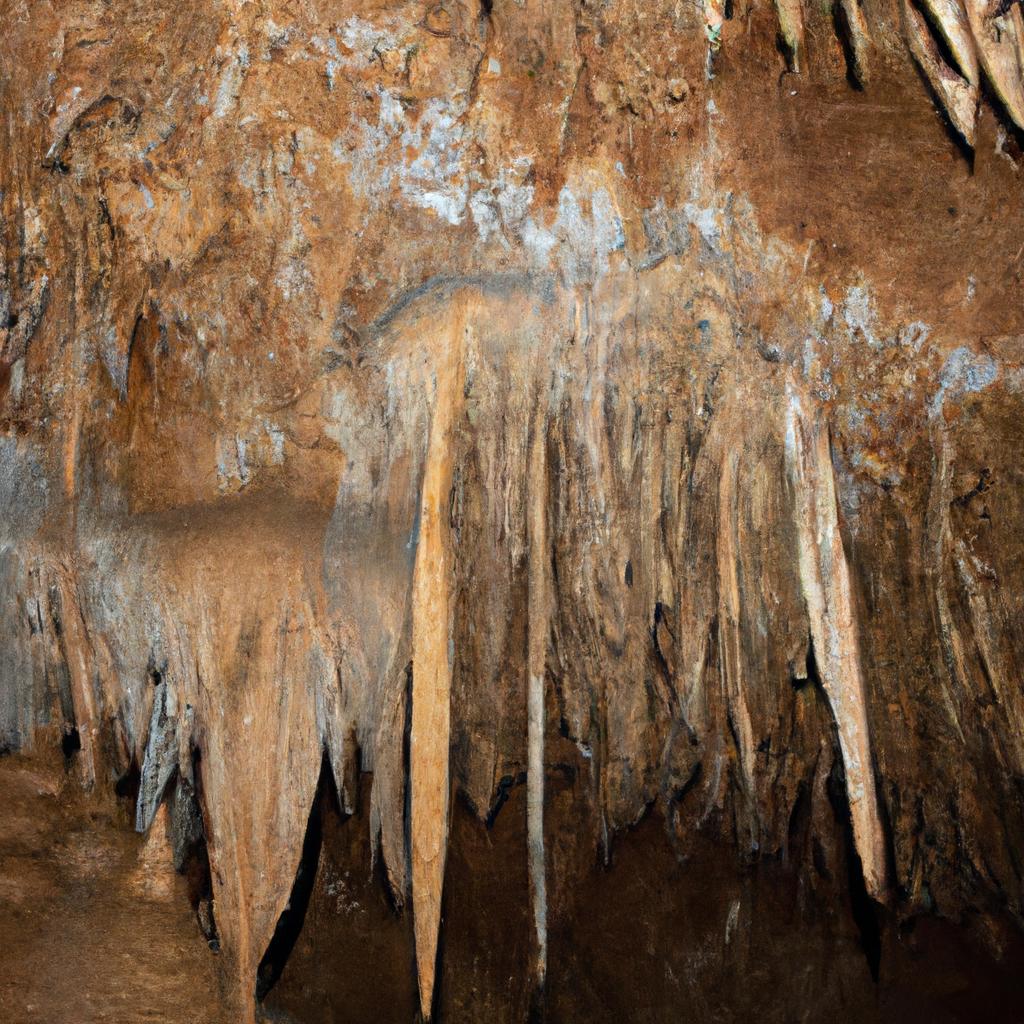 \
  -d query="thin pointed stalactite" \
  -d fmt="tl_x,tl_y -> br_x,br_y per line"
135,677 -> 179,833
966,0 -> 1024,131
526,396 -> 549,995
902,0 -> 979,145
775,0 -> 807,72
921,0 -> 979,85
410,300 -> 470,1022
784,383 -> 888,900
924,410 -> 970,745
716,448 -> 757,802
839,0 -> 875,85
